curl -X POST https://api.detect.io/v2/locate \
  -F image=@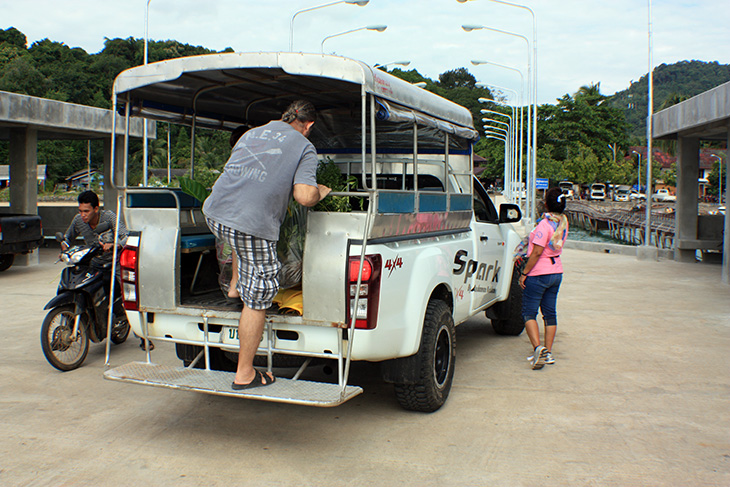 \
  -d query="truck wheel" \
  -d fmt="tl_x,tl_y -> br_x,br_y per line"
40,305 -> 90,371
394,300 -> 455,412
0,254 -> 14,272
489,266 -> 525,336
